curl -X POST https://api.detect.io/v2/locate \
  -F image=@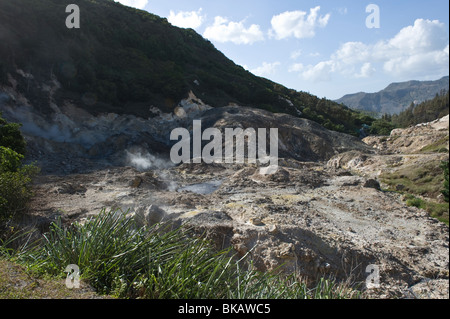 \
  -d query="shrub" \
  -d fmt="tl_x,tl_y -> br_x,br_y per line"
0,165 -> 39,222
406,196 -> 425,209
404,194 -> 449,225
0,116 -> 39,223
369,119 -> 396,136
0,116 -> 27,156
0,146 -> 23,173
